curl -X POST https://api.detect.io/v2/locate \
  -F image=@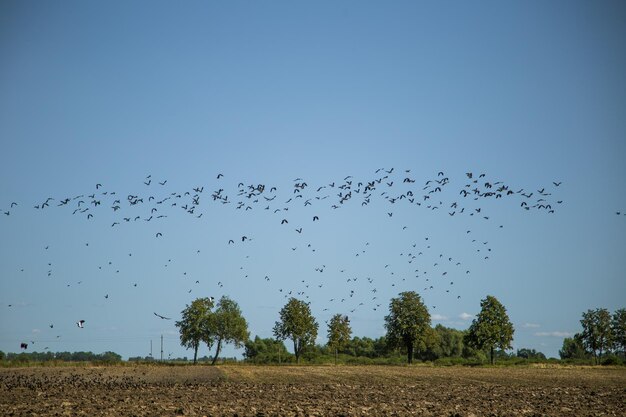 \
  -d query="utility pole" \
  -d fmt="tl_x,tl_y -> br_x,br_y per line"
160,335 -> 163,362
150,340 -> 153,358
